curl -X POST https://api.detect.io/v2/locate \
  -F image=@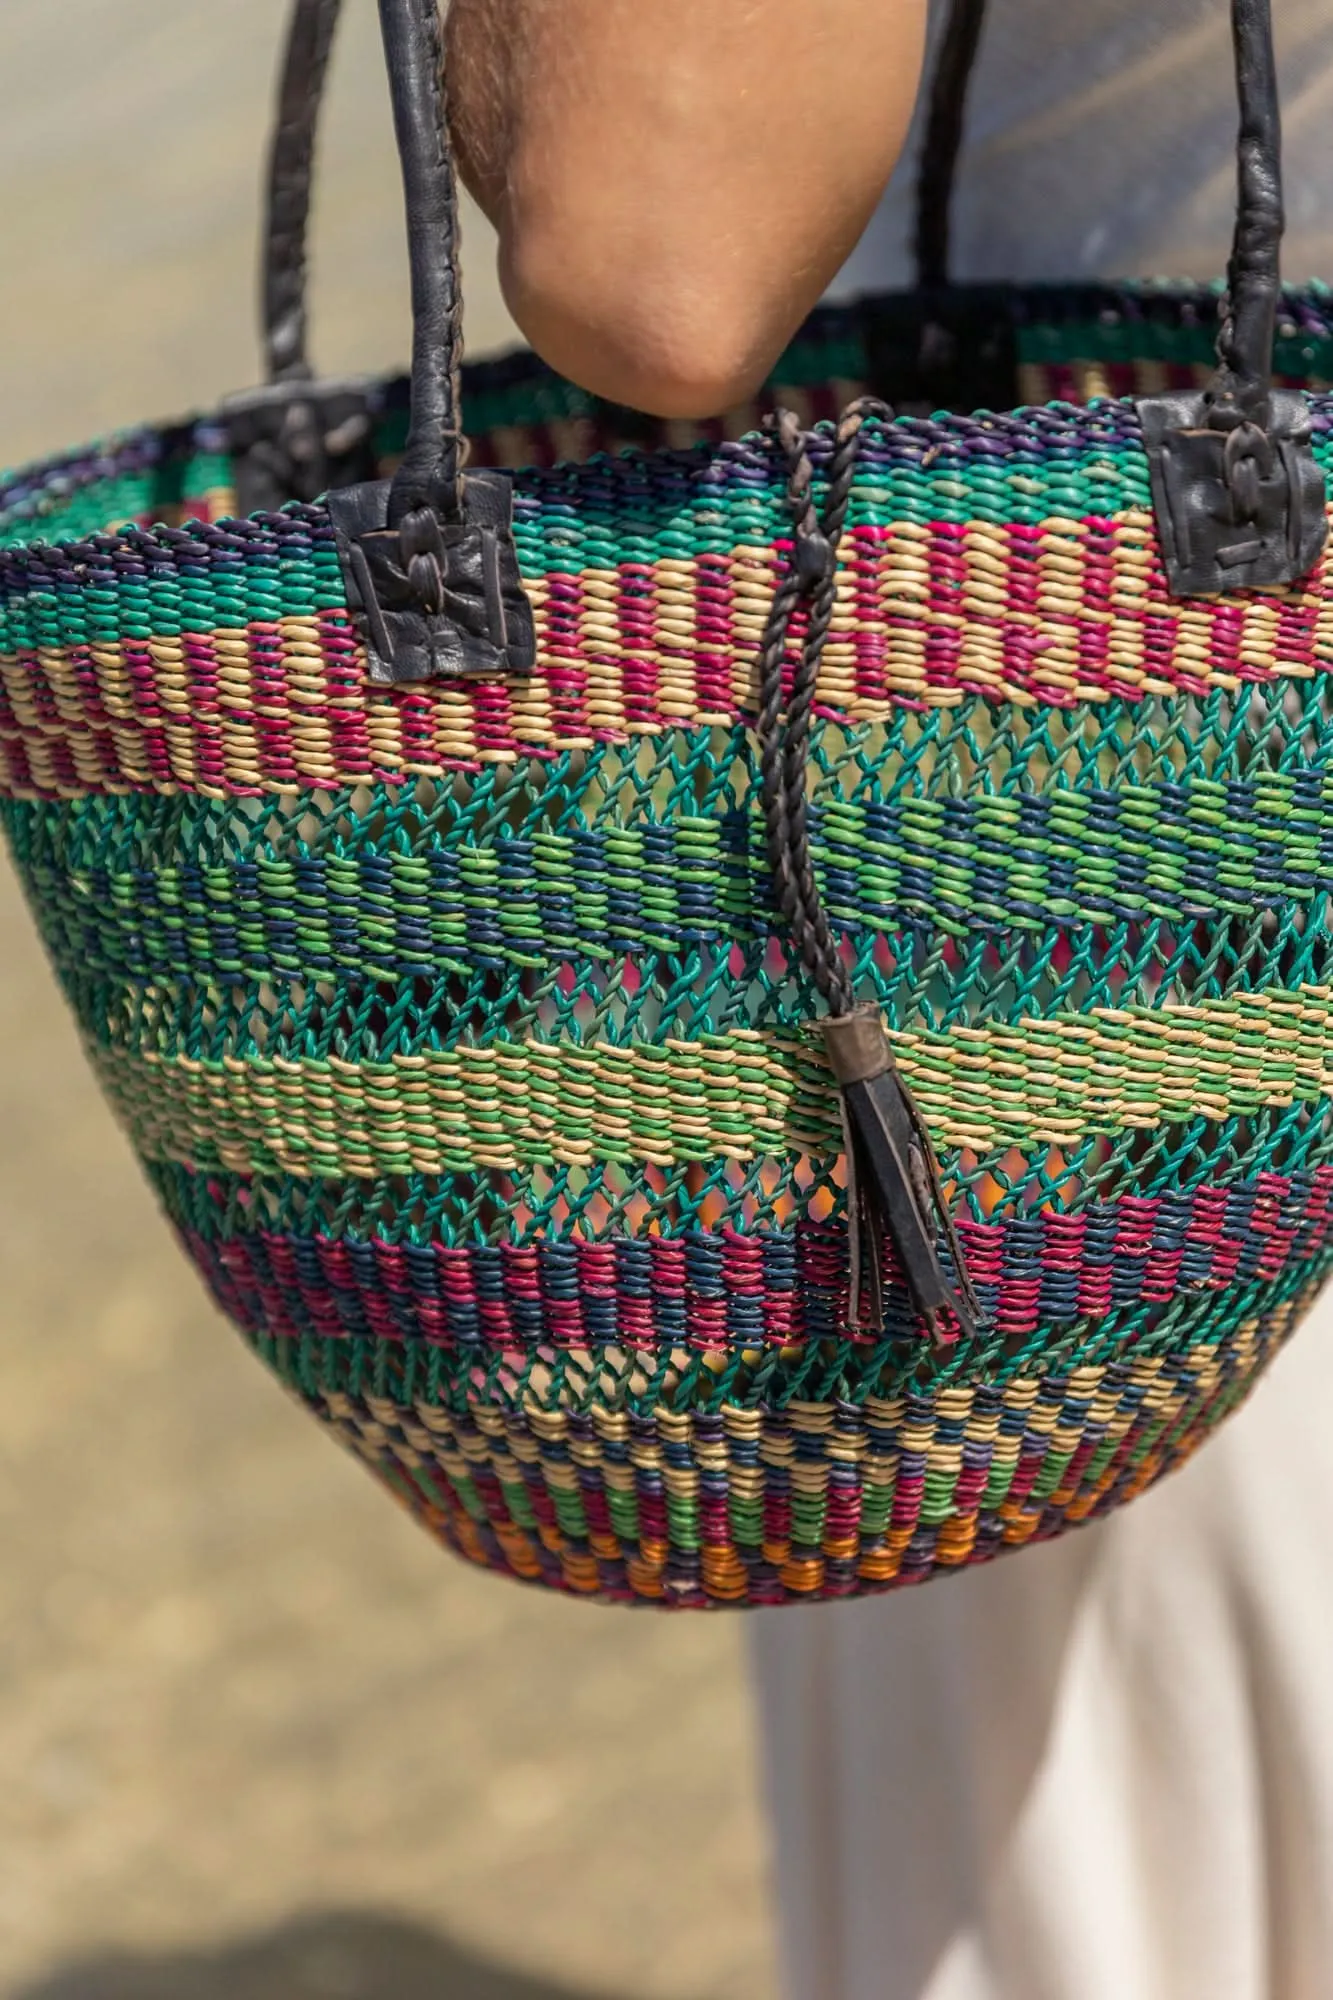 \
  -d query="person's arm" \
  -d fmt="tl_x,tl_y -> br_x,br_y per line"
446,0 -> 927,417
